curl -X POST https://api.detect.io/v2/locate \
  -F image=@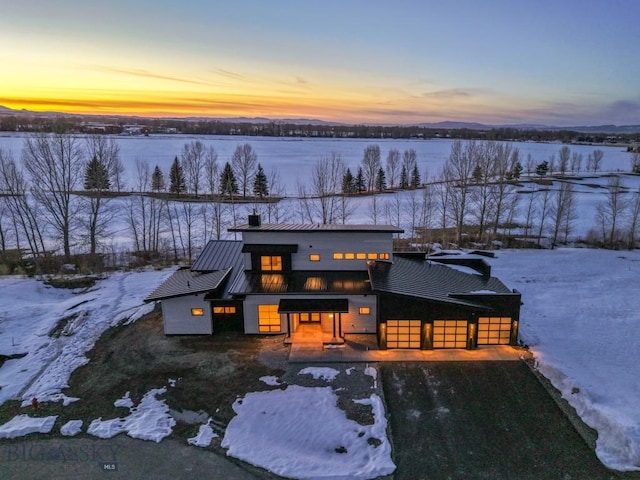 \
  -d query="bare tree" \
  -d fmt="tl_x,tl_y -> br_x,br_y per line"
525,153 -> 536,176
443,140 -> 477,245
181,140 -> 205,196
309,153 -> 344,224
591,149 -> 604,173
536,188 -> 552,247
0,148 -> 45,256
570,152 -> 582,173
232,143 -> 258,197
23,134 -> 83,258
626,187 -> 640,249
469,142 -> 496,243
361,145 -> 381,192
596,175 -> 628,248
385,149 -> 400,188
550,182 -> 575,247
491,144 -> 519,243
203,146 -> 227,240
522,187 -> 537,241
557,146 -> 570,176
